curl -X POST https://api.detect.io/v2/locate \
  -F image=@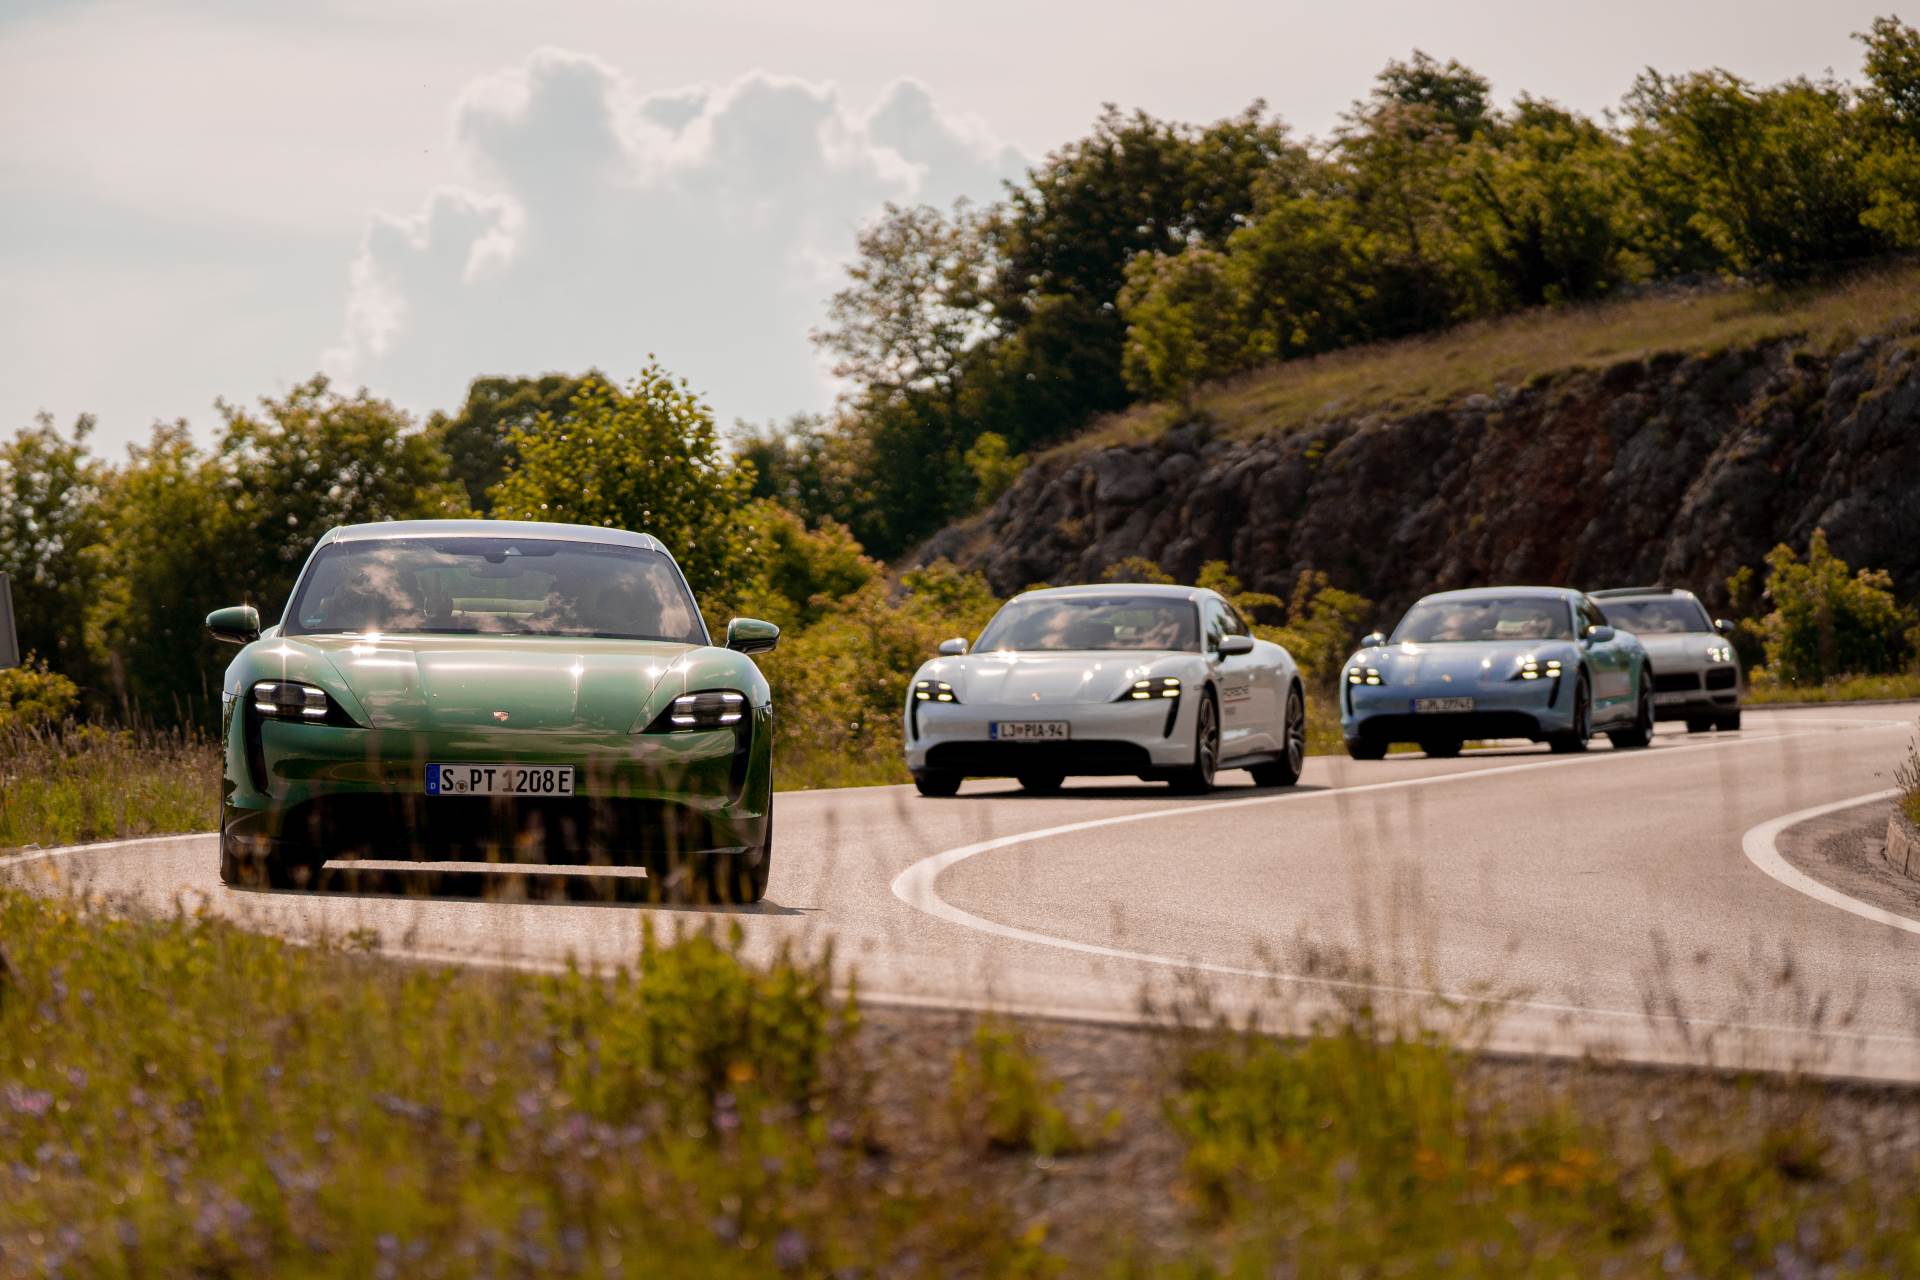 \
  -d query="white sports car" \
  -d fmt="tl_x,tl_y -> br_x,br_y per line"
903,583 -> 1307,796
